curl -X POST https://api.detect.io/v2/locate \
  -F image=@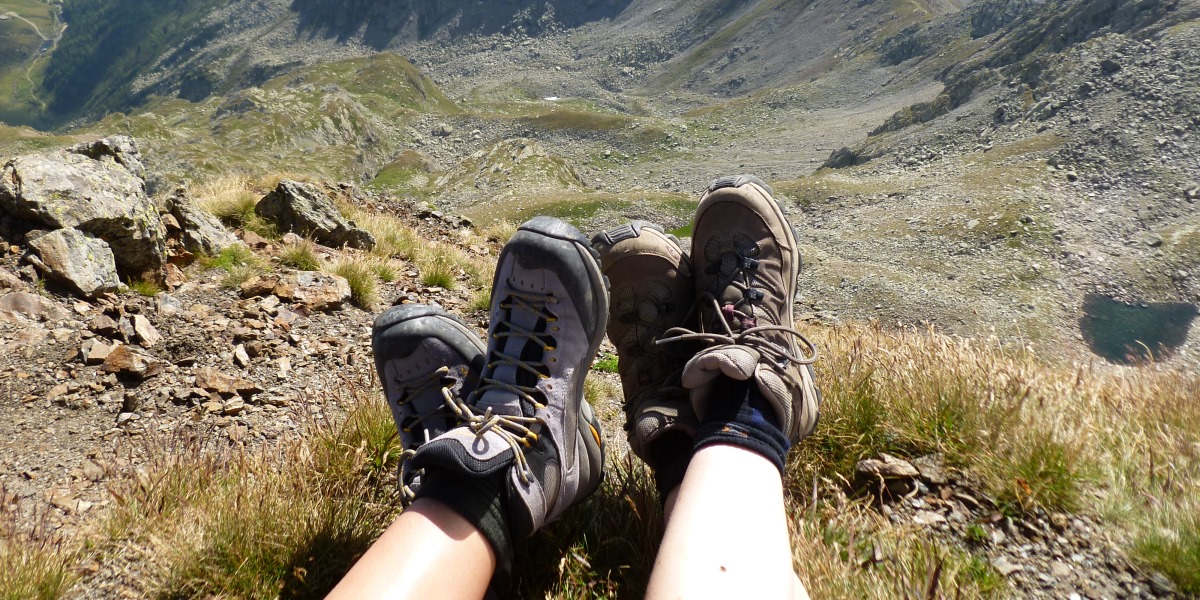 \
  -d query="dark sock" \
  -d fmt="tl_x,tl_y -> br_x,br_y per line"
415,467 -> 514,572
693,376 -> 791,474
649,431 -> 693,500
